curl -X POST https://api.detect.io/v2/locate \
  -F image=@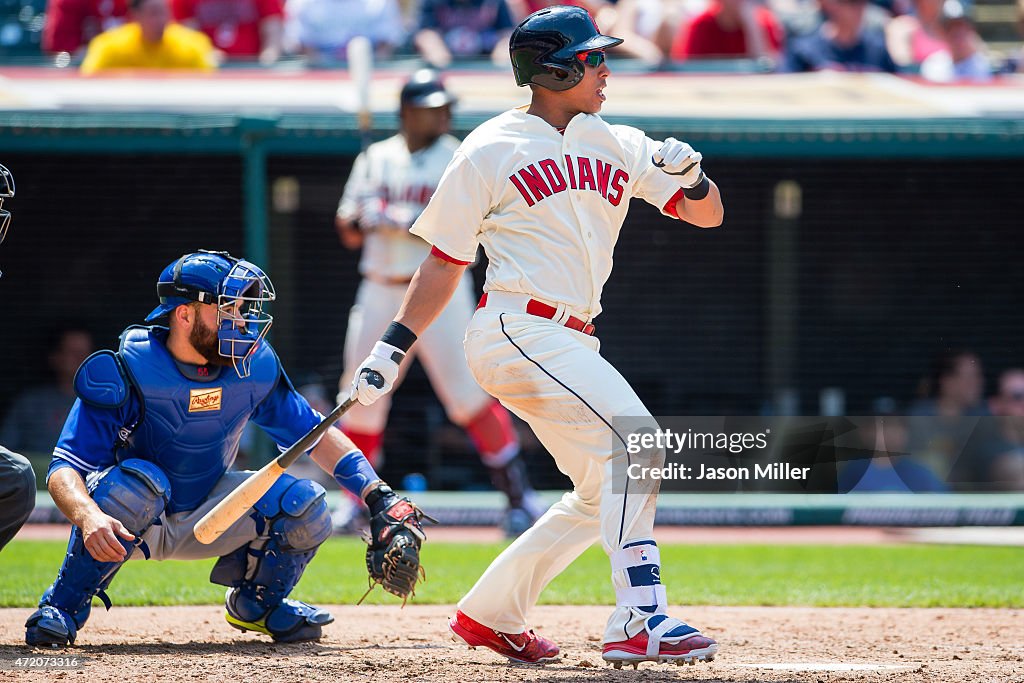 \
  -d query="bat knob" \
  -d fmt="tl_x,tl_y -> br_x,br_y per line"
362,369 -> 385,389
